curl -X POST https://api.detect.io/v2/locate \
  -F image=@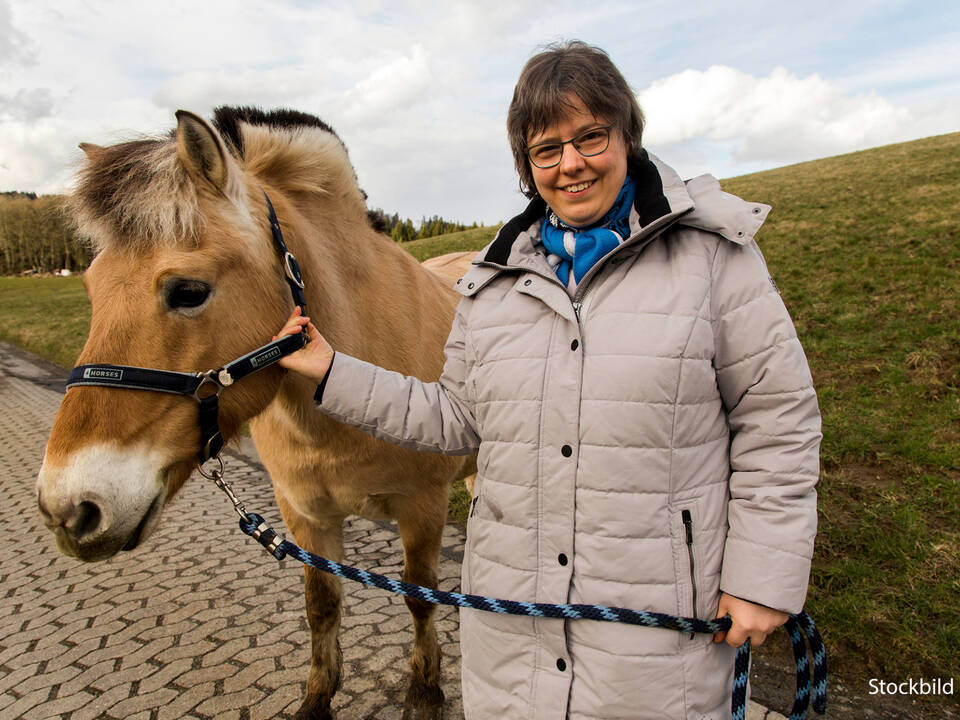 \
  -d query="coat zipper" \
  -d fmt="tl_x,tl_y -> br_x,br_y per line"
681,509 -> 698,637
